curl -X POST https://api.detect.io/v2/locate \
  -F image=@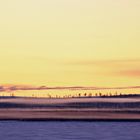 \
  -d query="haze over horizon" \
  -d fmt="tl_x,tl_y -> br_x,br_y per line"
0,0 -> 140,96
